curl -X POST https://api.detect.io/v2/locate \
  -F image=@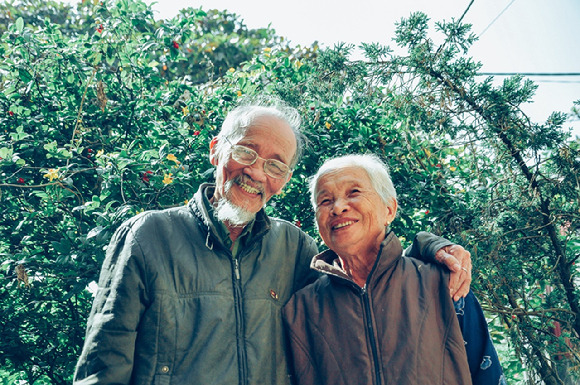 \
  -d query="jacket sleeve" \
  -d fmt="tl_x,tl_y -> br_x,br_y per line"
293,231 -> 320,292
73,220 -> 149,385
404,231 -> 453,263
454,291 -> 507,385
